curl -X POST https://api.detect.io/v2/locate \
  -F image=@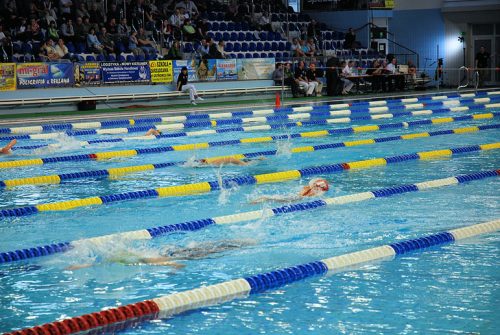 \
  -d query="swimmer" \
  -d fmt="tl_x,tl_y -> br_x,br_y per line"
197,156 -> 265,167
145,128 -> 162,136
250,178 -> 329,204
1,139 -> 17,154
65,239 -> 256,271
